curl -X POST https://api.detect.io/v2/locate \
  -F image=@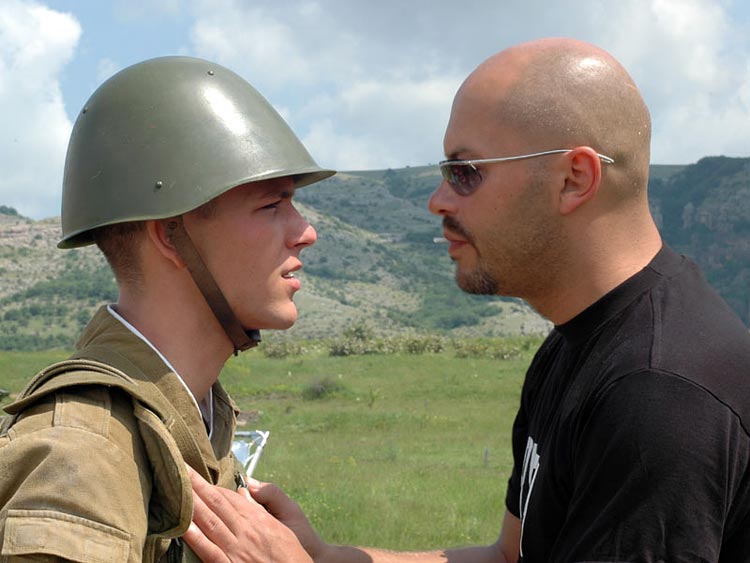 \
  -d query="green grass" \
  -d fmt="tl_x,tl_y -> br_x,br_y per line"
0,349 -> 69,392
221,348 -> 529,550
0,343 -> 533,552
